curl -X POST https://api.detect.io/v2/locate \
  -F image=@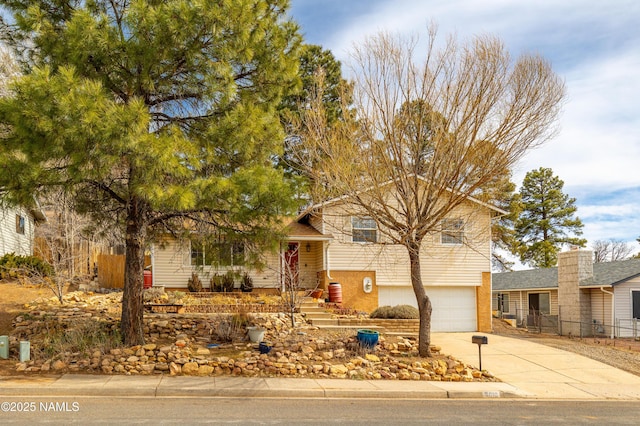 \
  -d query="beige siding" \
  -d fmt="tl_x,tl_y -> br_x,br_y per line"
0,206 -> 36,257
152,238 -> 320,290
495,289 -> 558,323
590,289 -> 613,332
309,214 -> 324,234
152,237 -> 281,290
322,200 -> 492,288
